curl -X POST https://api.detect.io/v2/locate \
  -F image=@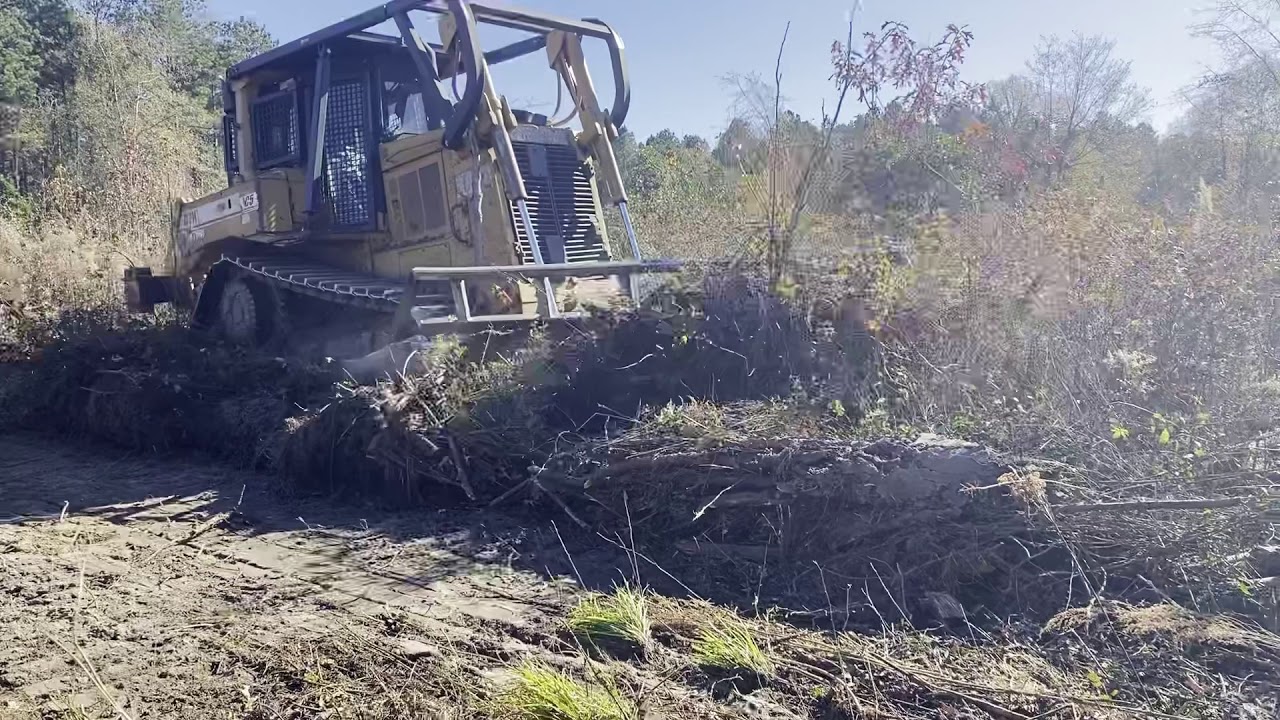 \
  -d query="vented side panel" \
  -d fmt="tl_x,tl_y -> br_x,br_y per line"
418,163 -> 446,228
392,162 -> 447,239
397,169 -> 426,236
509,140 -> 608,265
